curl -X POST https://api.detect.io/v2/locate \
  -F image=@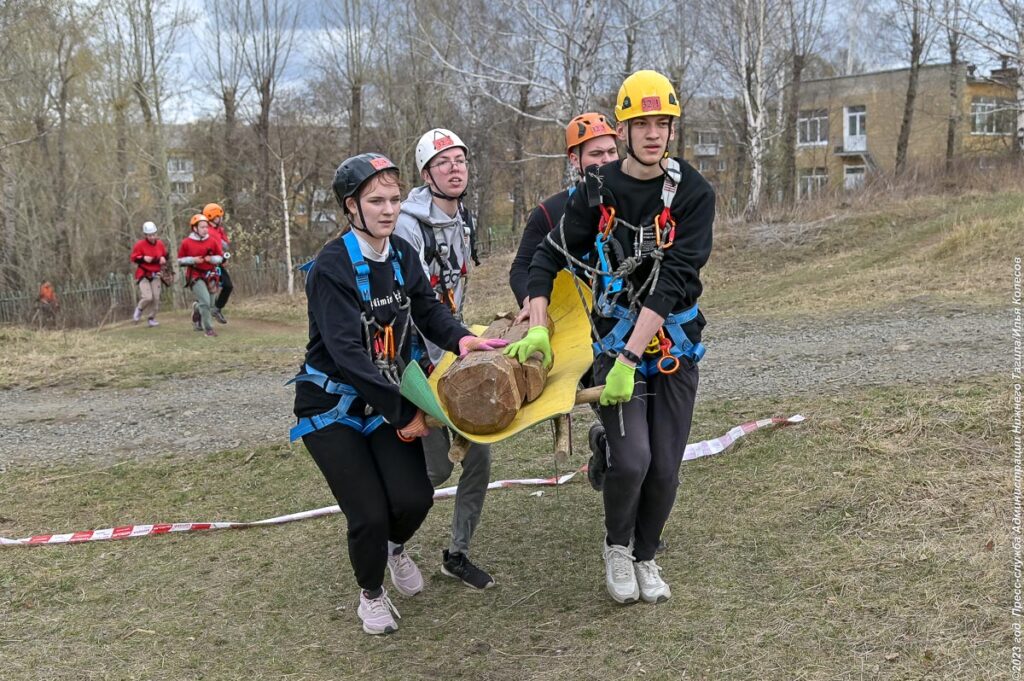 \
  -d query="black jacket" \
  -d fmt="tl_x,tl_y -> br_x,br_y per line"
509,189 -> 571,306
526,159 -> 714,342
294,233 -> 469,429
